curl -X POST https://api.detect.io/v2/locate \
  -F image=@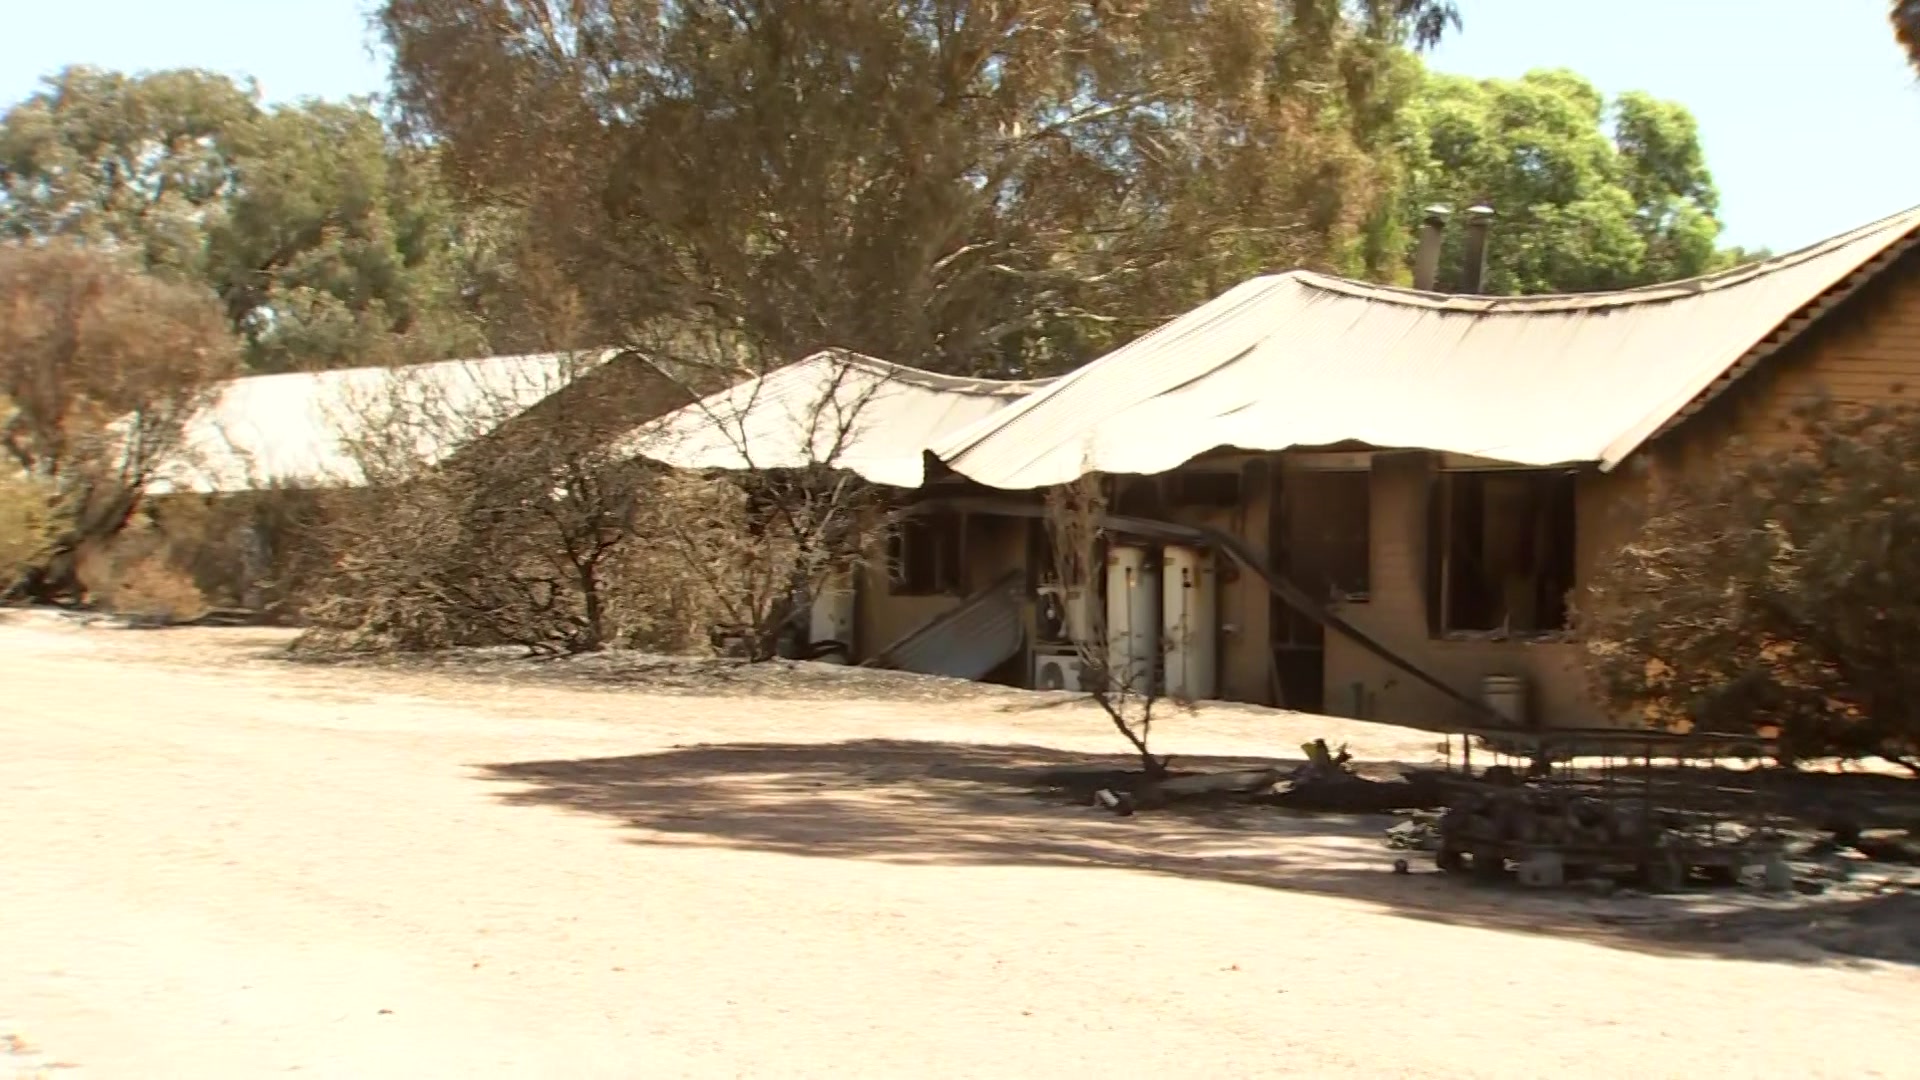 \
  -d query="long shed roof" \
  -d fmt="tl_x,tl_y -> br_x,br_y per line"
150,350 -> 617,494
931,205 -> 1920,490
